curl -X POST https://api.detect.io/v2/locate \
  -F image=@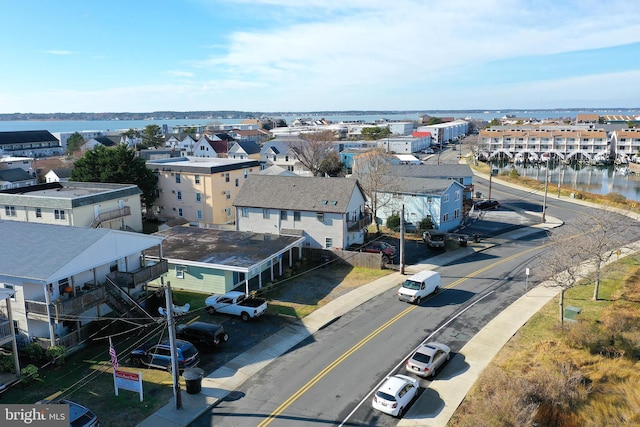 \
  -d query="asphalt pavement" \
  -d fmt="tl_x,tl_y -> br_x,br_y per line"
137,207 -> 564,427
